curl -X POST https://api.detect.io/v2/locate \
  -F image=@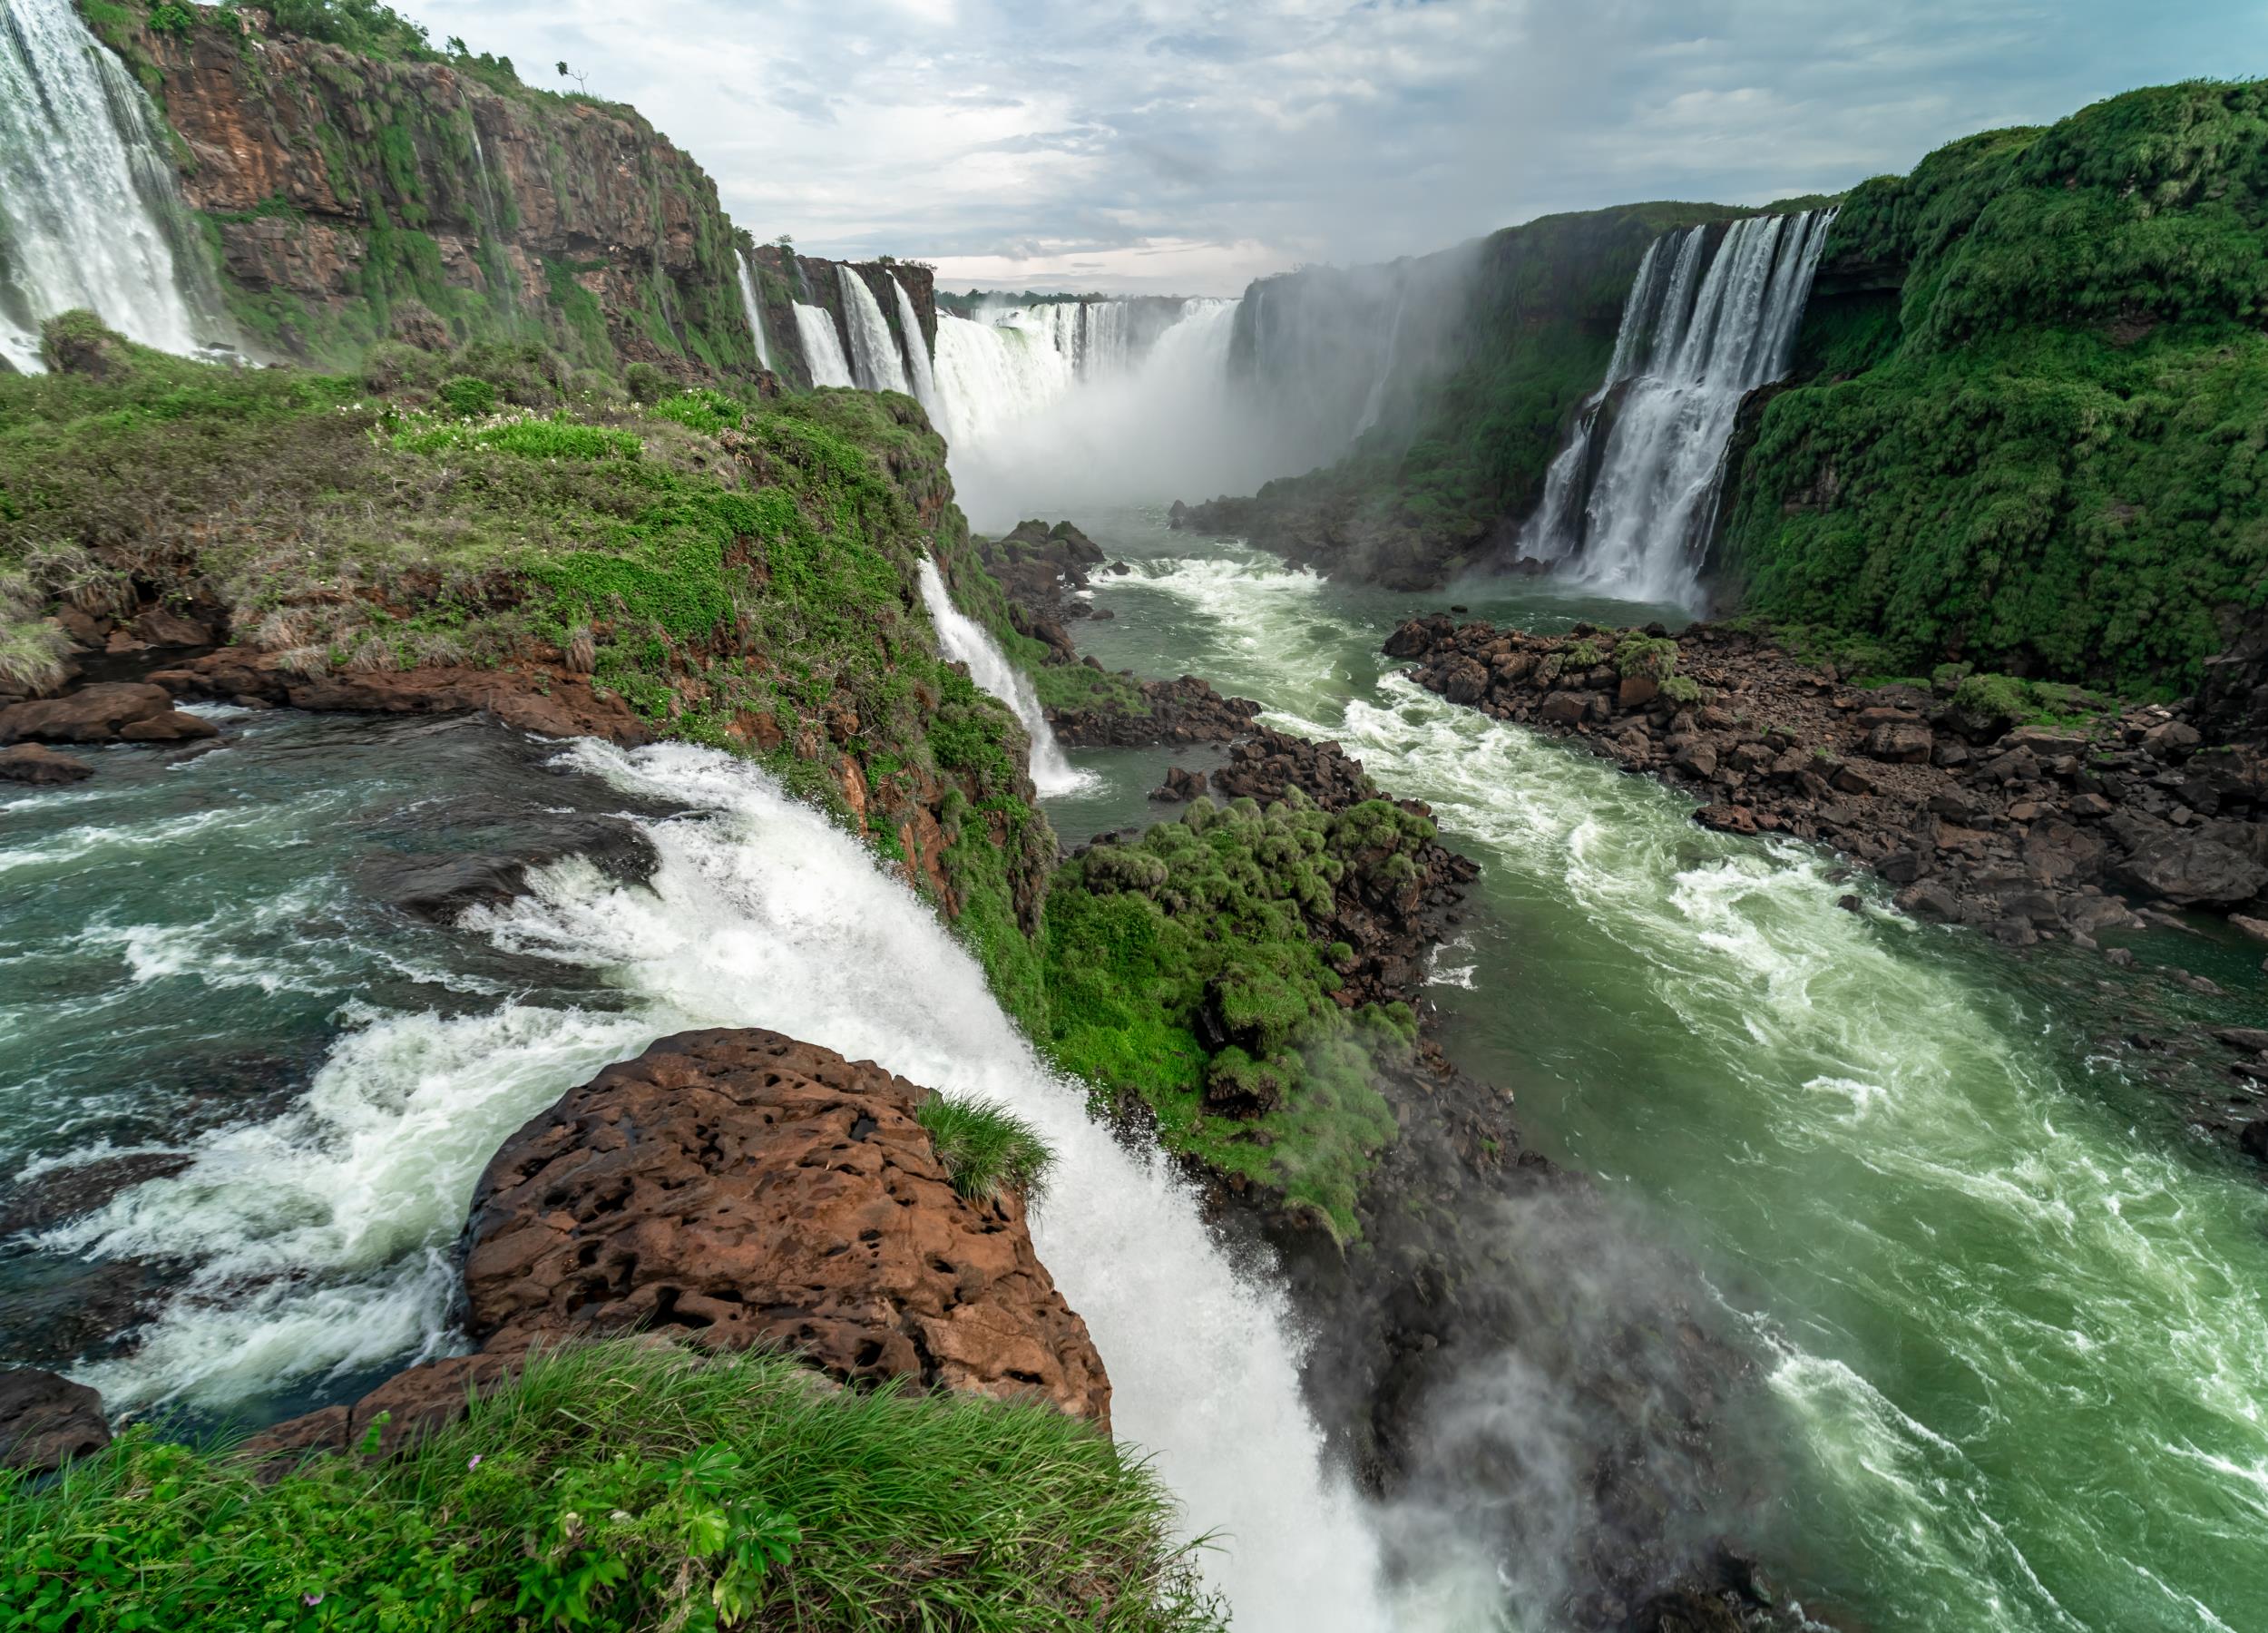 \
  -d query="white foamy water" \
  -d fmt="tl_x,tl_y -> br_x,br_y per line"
0,0 -> 228,369
734,248 -> 774,372
57,740 -> 1395,1629
836,263 -> 909,395
915,557 -> 1091,796
792,300 -> 854,387
1097,539 -> 2268,1631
